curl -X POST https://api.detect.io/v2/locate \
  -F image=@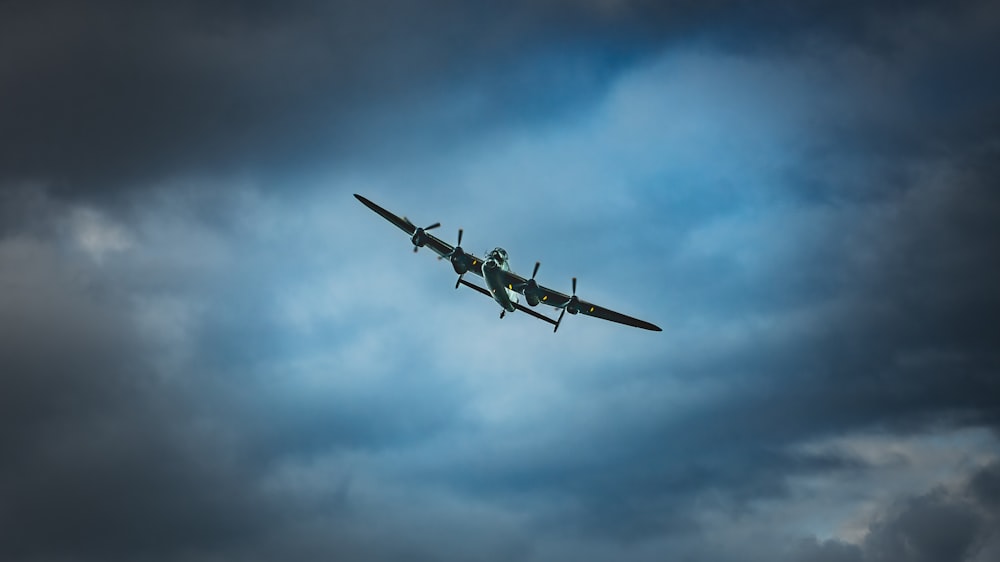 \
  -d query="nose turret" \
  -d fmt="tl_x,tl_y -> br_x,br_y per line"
490,247 -> 508,263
